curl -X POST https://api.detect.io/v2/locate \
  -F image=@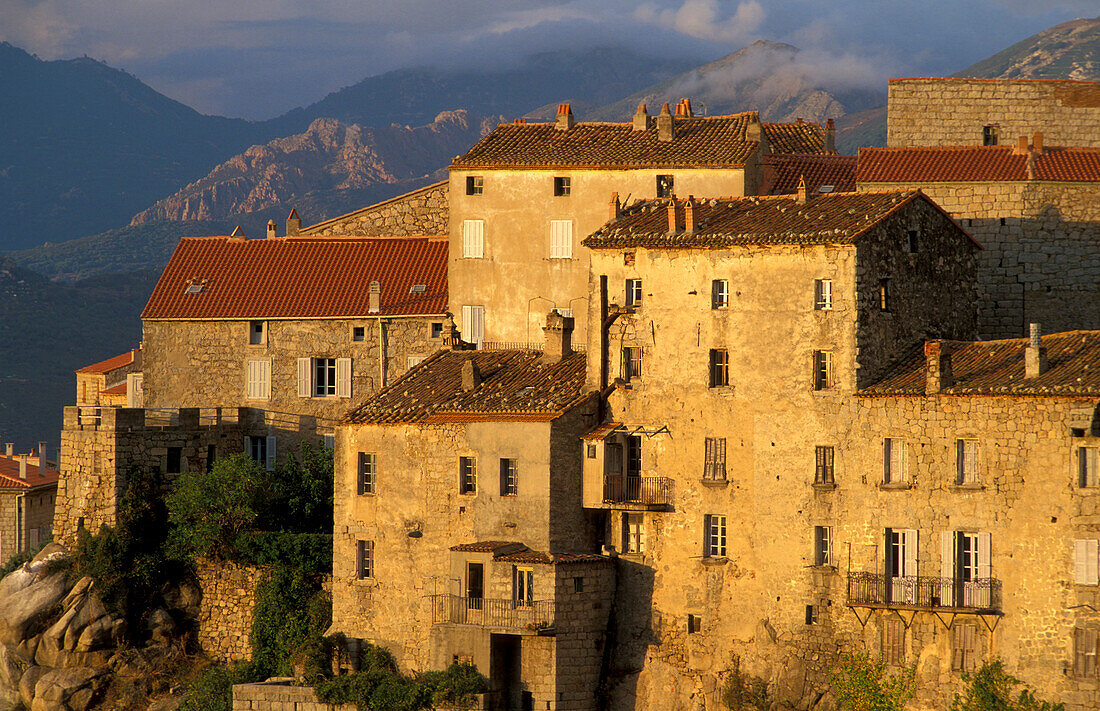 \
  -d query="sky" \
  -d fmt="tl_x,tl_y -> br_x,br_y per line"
0,0 -> 1096,120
